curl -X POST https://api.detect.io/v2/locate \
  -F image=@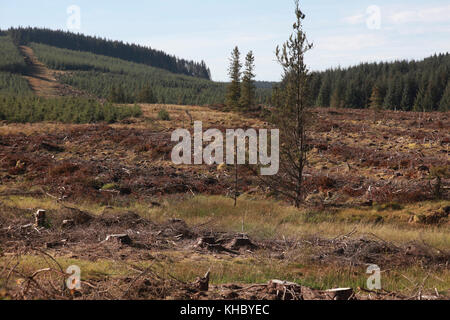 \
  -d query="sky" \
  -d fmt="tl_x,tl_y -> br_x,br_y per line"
1,0 -> 450,81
